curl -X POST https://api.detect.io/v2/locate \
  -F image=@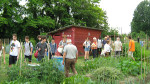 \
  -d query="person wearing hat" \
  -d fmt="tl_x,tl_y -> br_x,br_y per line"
62,39 -> 78,77
91,37 -> 98,58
